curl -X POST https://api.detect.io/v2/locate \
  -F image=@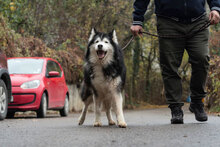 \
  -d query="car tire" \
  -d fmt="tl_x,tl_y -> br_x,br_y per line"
6,111 -> 15,118
0,79 -> 8,121
60,95 -> 69,117
37,93 -> 47,118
